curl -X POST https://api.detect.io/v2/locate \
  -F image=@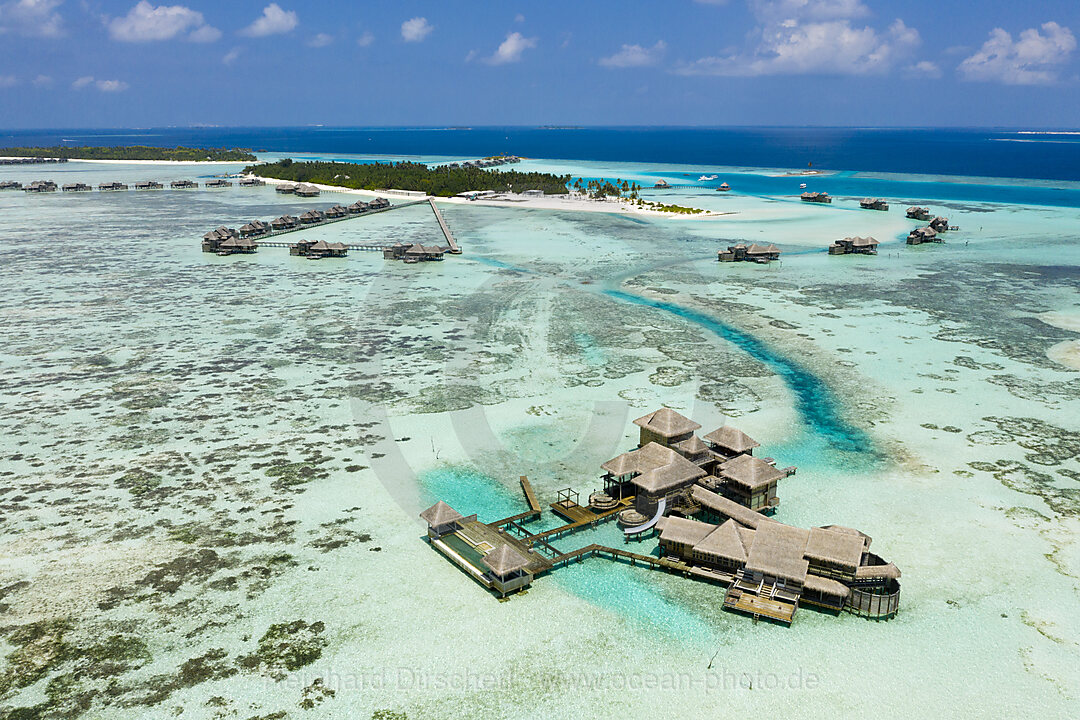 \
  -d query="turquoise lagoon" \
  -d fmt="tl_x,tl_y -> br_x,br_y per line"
0,154 -> 1077,719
